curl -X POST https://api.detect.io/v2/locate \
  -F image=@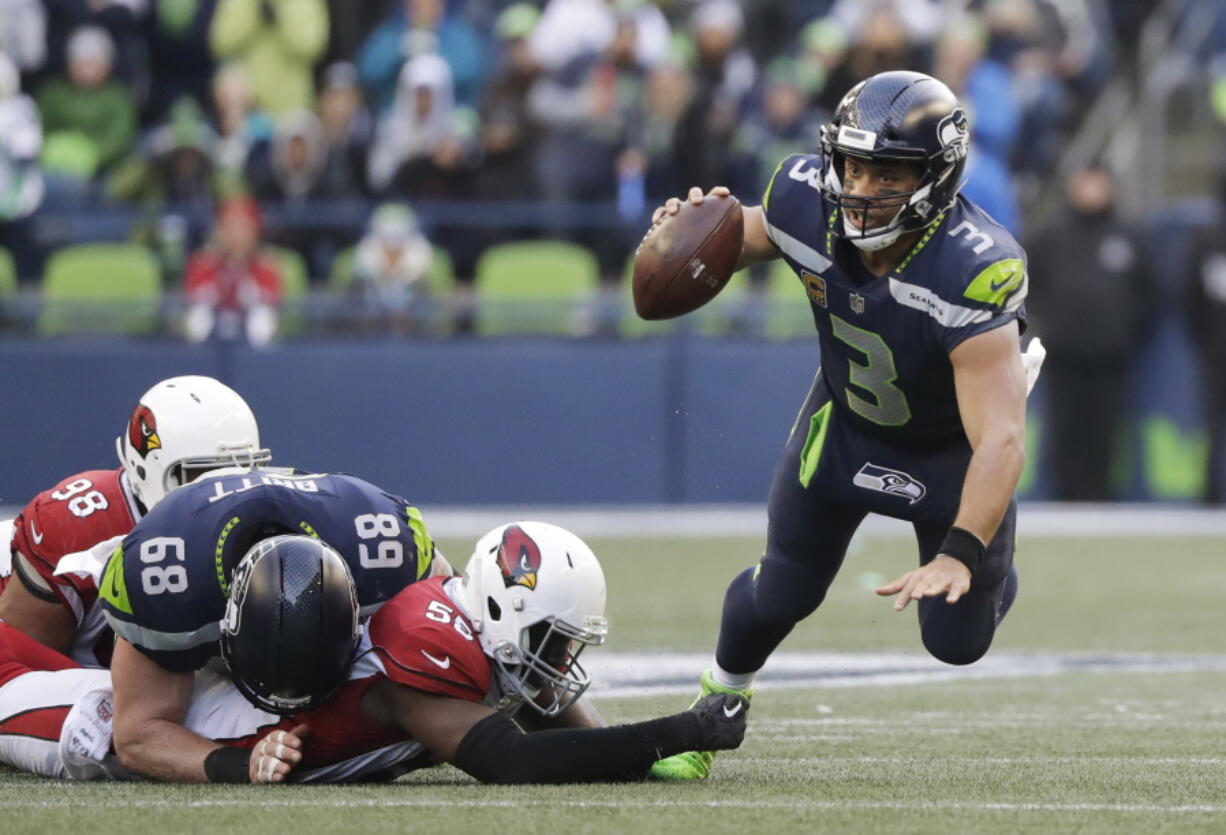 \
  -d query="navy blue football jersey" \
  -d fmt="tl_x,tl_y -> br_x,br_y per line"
762,153 -> 1028,445
99,470 -> 436,672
